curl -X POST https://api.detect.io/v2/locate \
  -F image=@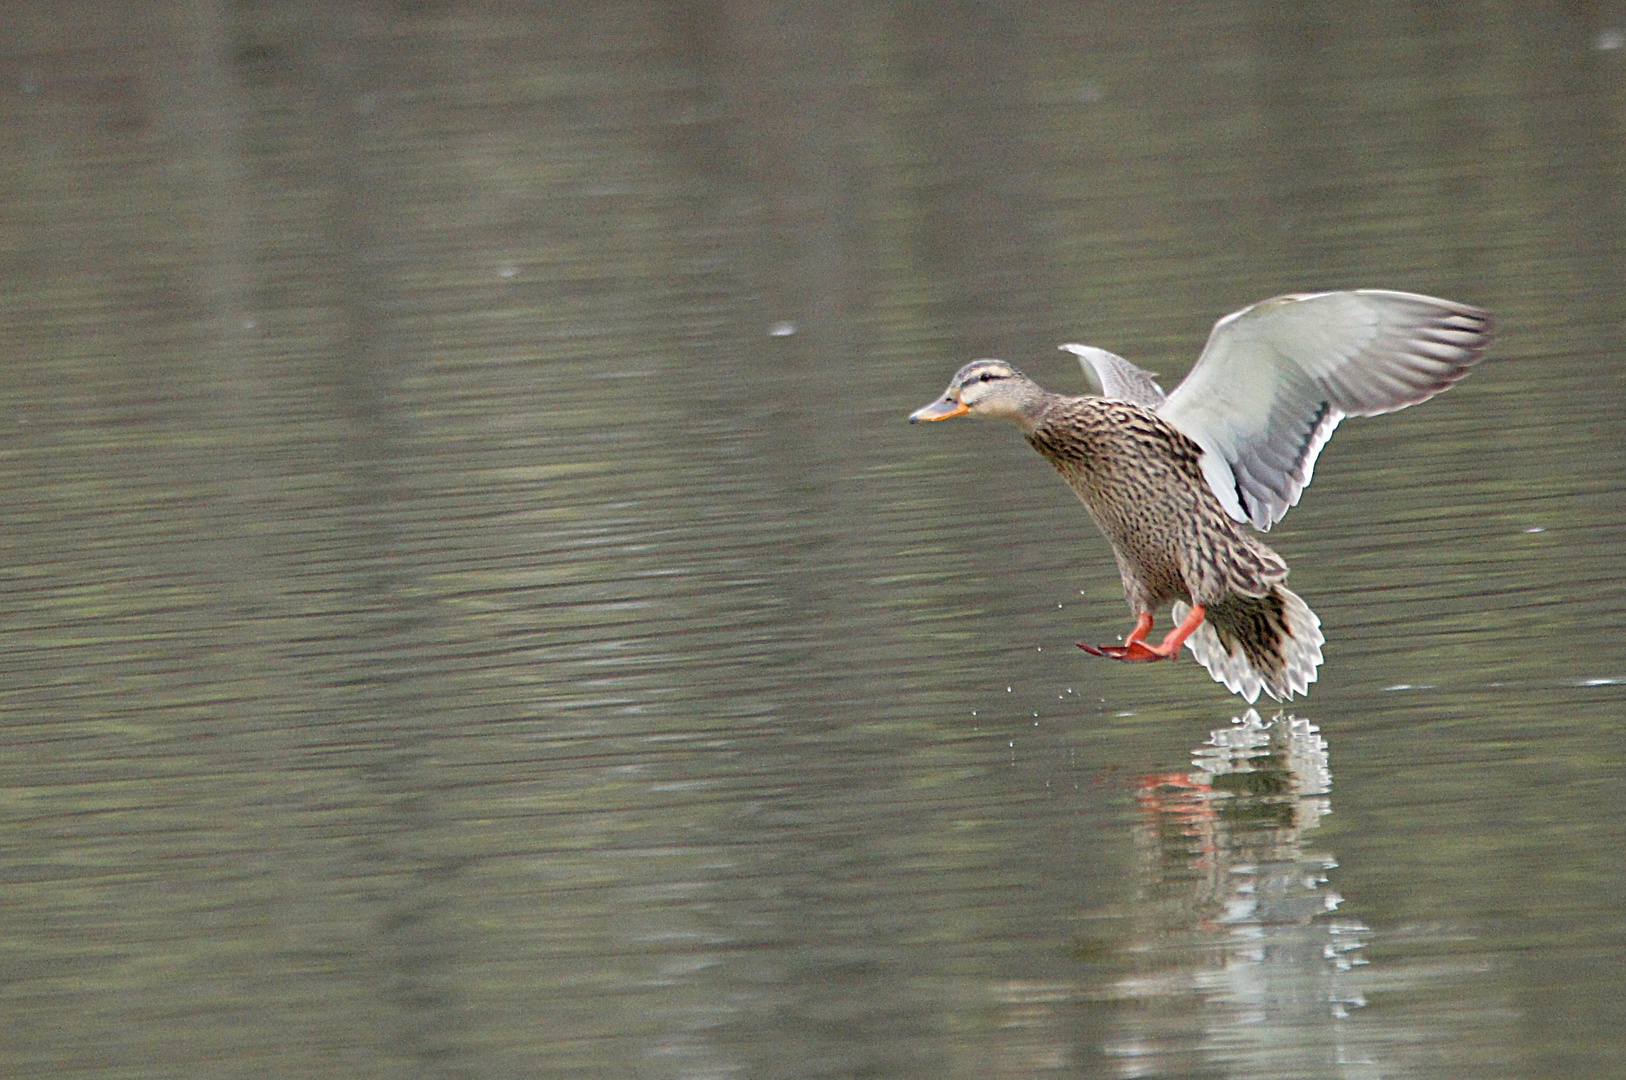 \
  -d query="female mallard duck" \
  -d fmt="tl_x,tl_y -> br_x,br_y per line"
910,289 -> 1495,702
